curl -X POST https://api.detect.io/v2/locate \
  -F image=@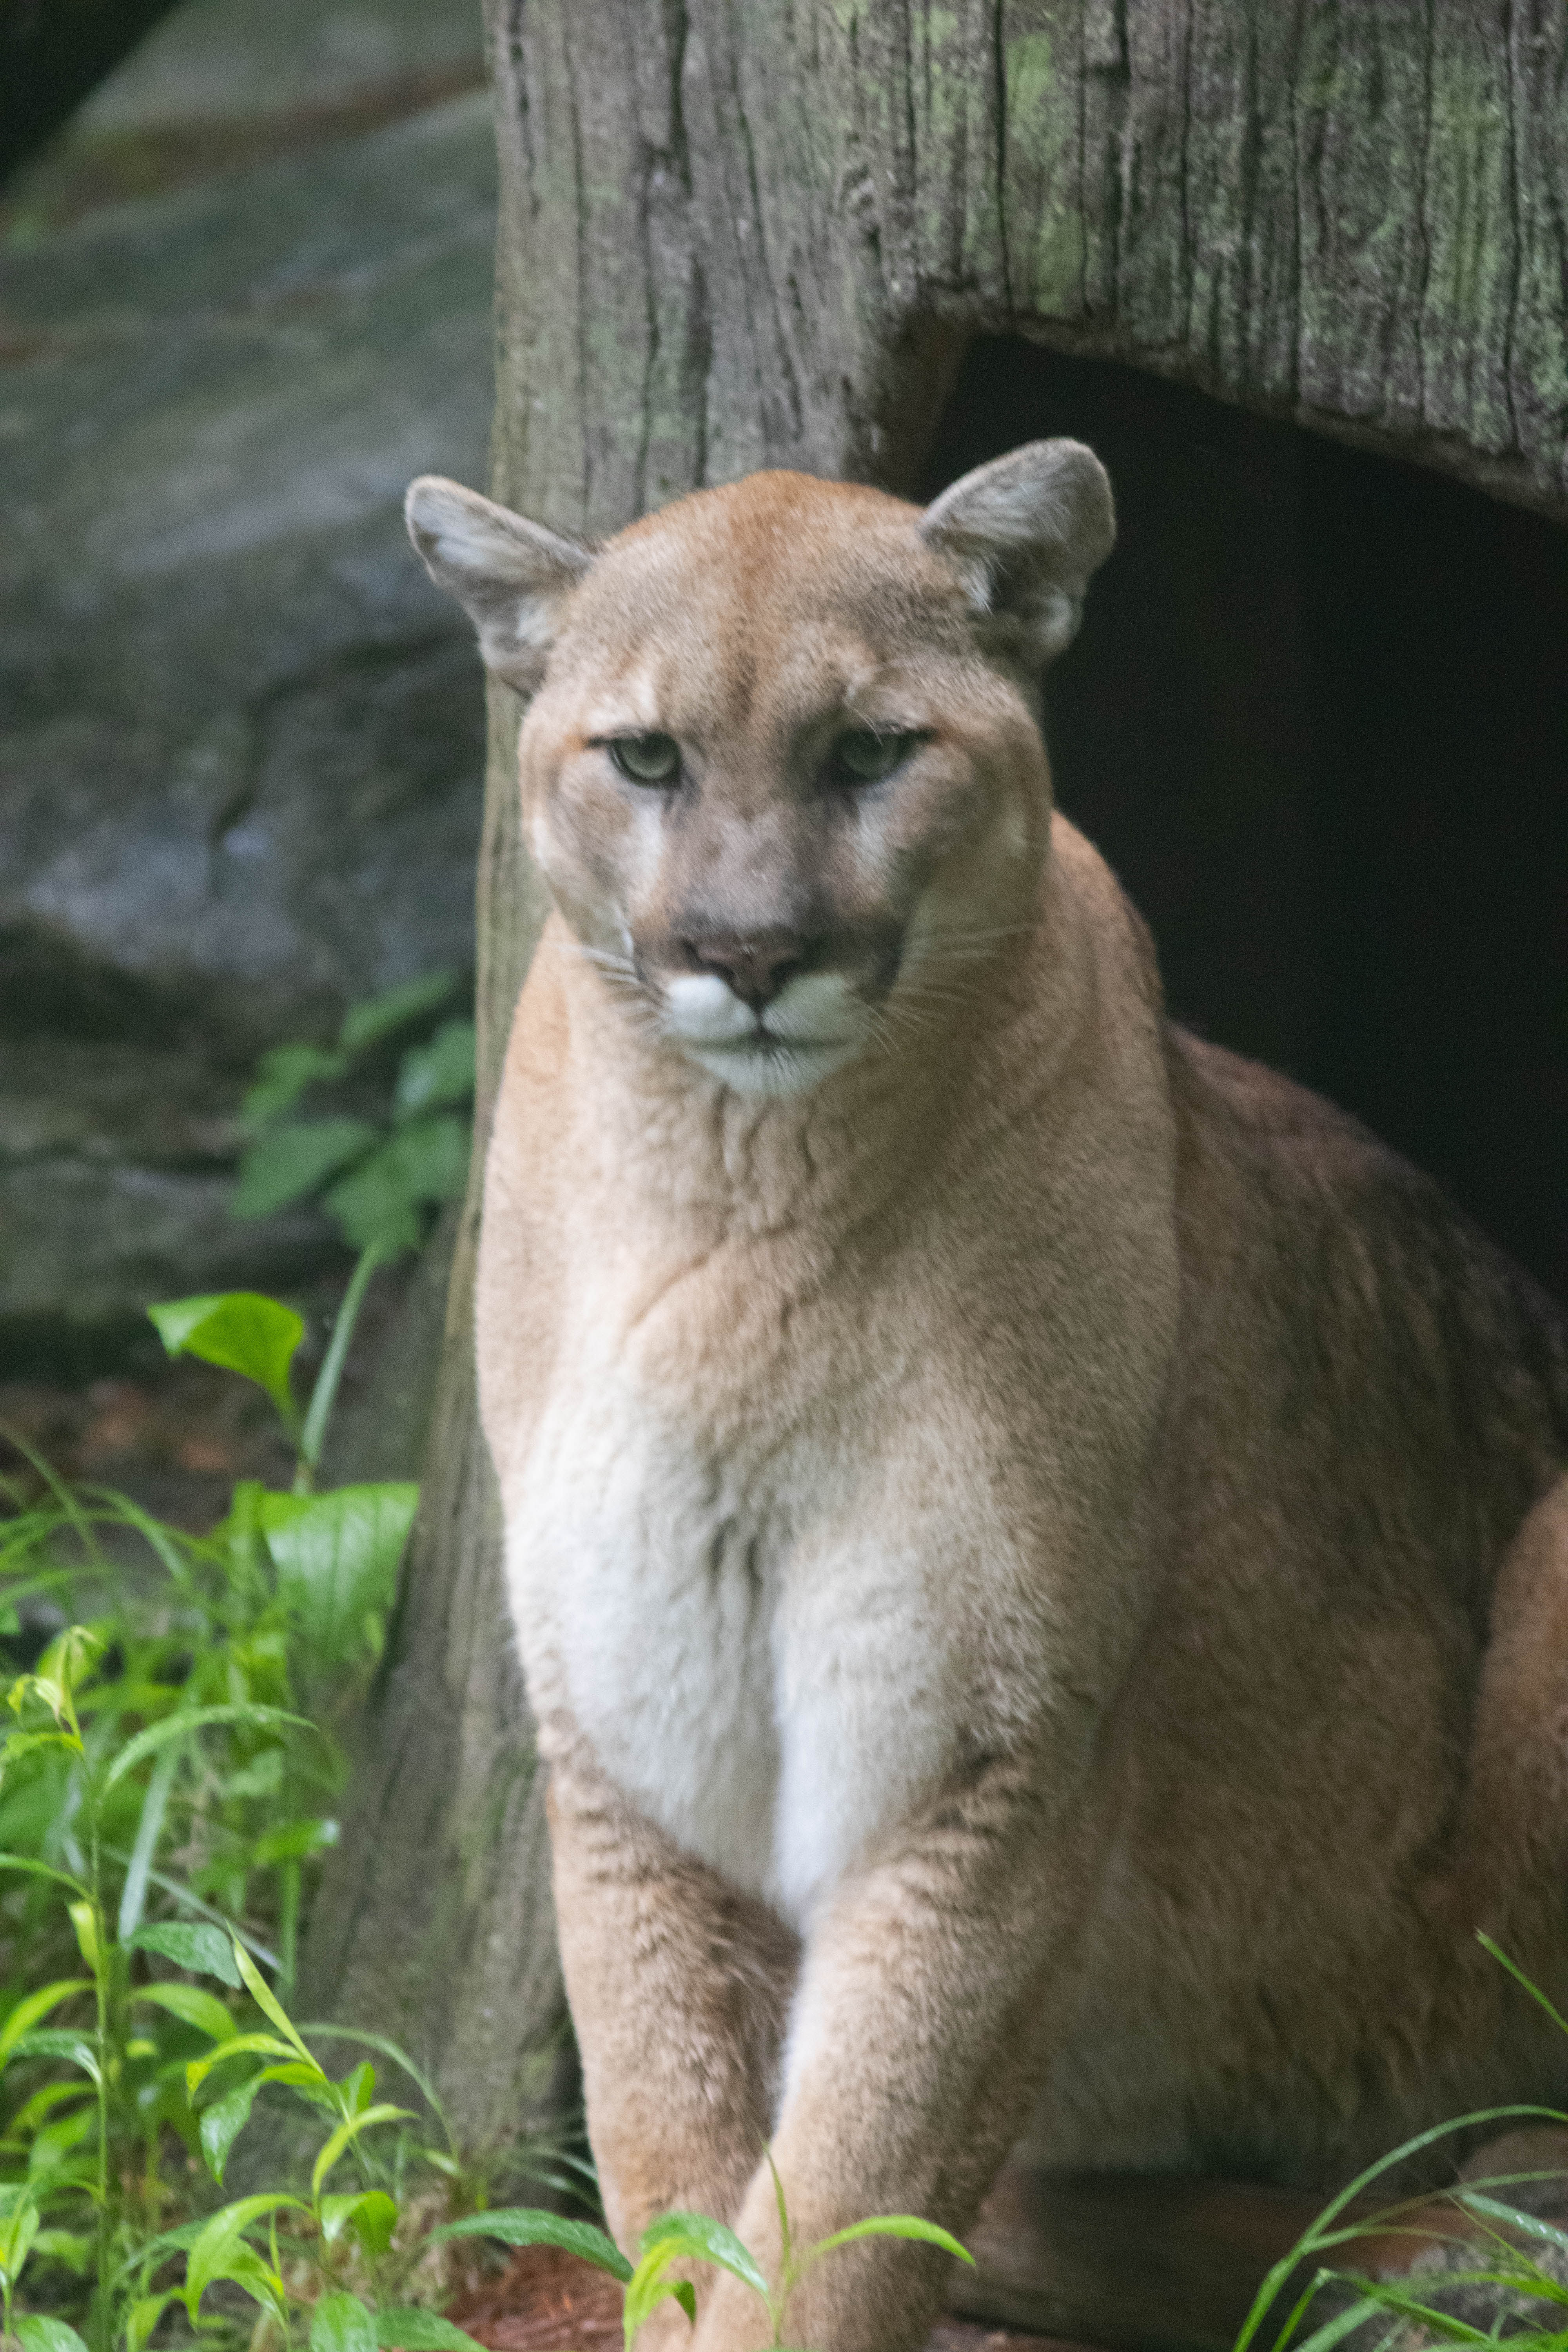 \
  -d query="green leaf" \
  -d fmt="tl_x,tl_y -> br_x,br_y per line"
128,1922 -> 243,1987
16,2316 -> 89,2352
1459,2191 -> 1568,2254
323,1118 -> 469,1252
430,2210 -> 632,2280
198,2075 -> 264,2184
118,1739 -> 183,1941
0,1851 -> 87,1898
311,2292 -> 377,2352
339,970 -> 458,1053
27,2232 -> 93,2277
233,1119 -> 381,1221
395,1022 -> 476,1120
104,1703 -> 312,1790
260,1485 -> 419,1663
132,1982 -> 236,2041
319,2191 -> 398,2256
147,1293 -> 304,1424
623,2245 -> 697,2350
310,2103 -> 413,2201
185,2031 -> 302,2098
0,2189 -> 40,2284
242,1044 -> 352,1131
182,2194 -> 302,2322
9,2031 -> 100,2083
67,1900 -> 101,1973
803,2215 -> 974,2269
231,1938 -> 316,2062
0,1980 -> 90,2065
640,2213 -> 769,2300
373,2312 -> 489,2352
124,2295 -> 174,2352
